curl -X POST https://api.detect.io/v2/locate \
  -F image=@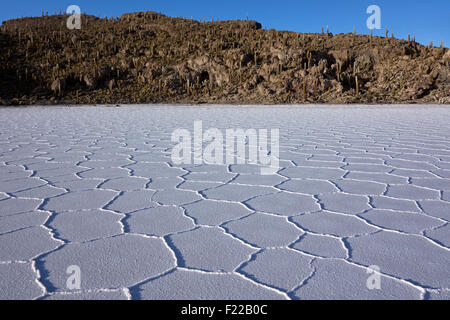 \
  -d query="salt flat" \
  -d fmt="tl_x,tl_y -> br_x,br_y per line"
0,105 -> 449,300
